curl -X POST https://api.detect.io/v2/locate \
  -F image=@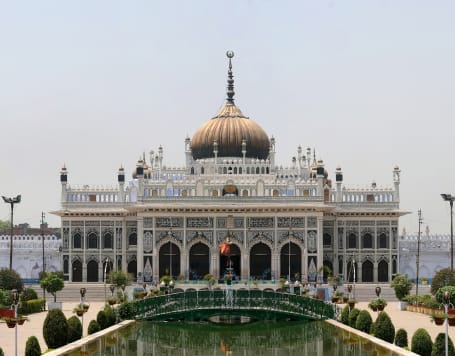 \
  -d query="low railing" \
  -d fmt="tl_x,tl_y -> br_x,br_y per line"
133,289 -> 335,321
